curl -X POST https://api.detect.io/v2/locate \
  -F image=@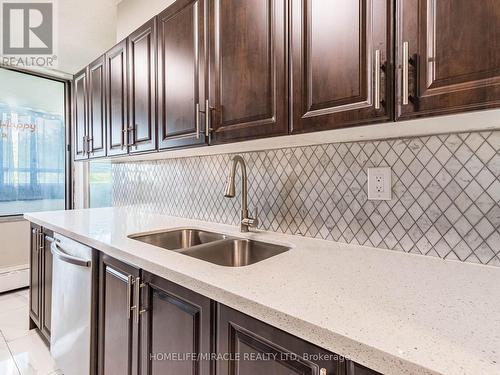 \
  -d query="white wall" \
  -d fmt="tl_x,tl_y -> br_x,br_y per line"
0,220 -> 30,268
57,0 -> 117,74
116,0 -> 175,41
